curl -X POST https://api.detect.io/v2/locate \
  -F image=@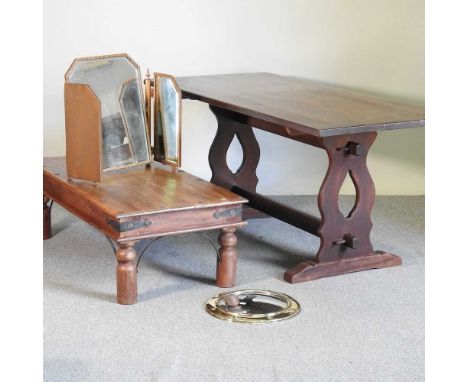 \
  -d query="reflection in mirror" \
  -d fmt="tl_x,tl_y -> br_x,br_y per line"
218,292 -> 288,314
66,54 -> 151,170
154,74 -> 181,167
205,289 -> 301,323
